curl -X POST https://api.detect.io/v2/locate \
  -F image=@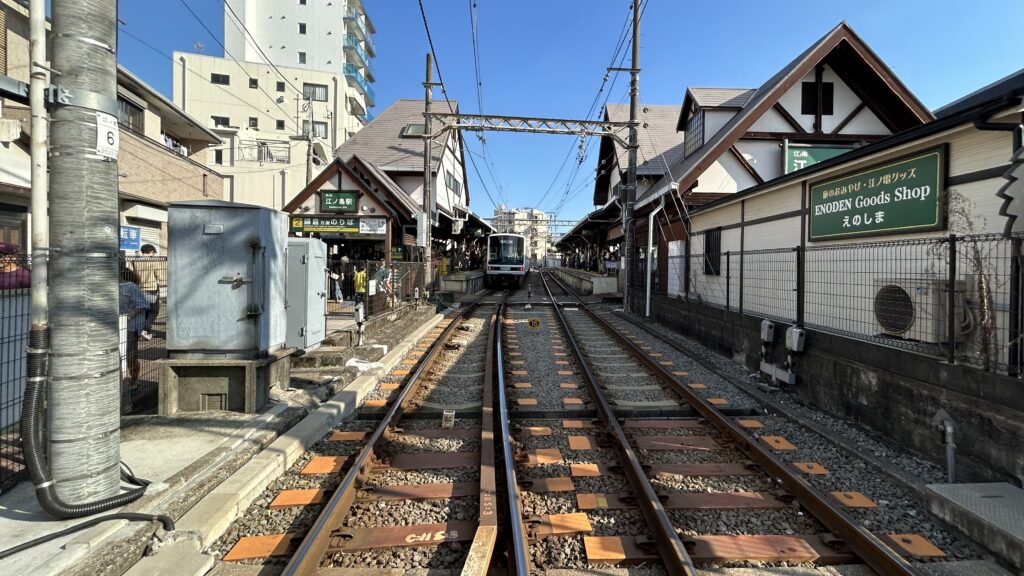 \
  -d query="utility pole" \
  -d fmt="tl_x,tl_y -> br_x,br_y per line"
25,0 -> 50,498
48,0 -> 123,502
422,53 -> 434,293
623,0 -> 640,313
